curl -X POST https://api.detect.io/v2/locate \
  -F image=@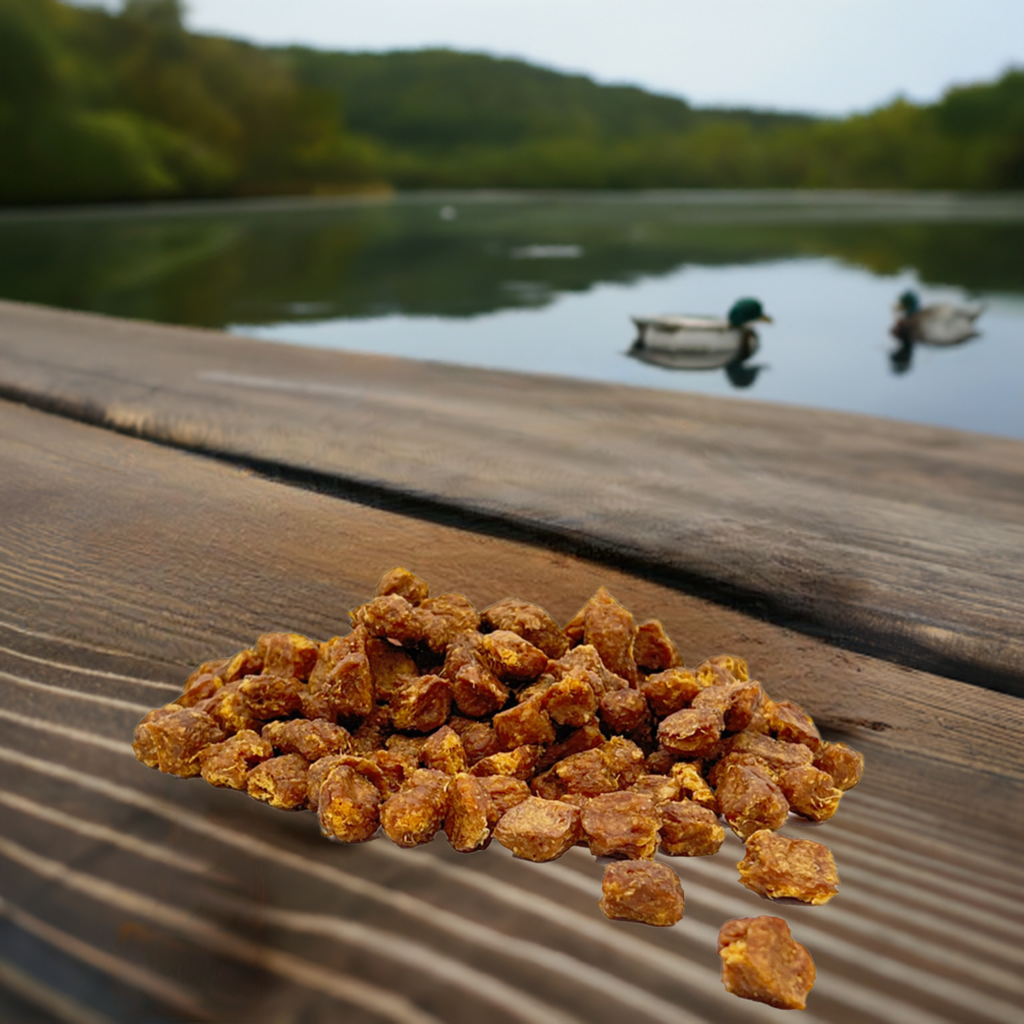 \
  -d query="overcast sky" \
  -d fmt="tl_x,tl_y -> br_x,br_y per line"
89,0 -> 1024,115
